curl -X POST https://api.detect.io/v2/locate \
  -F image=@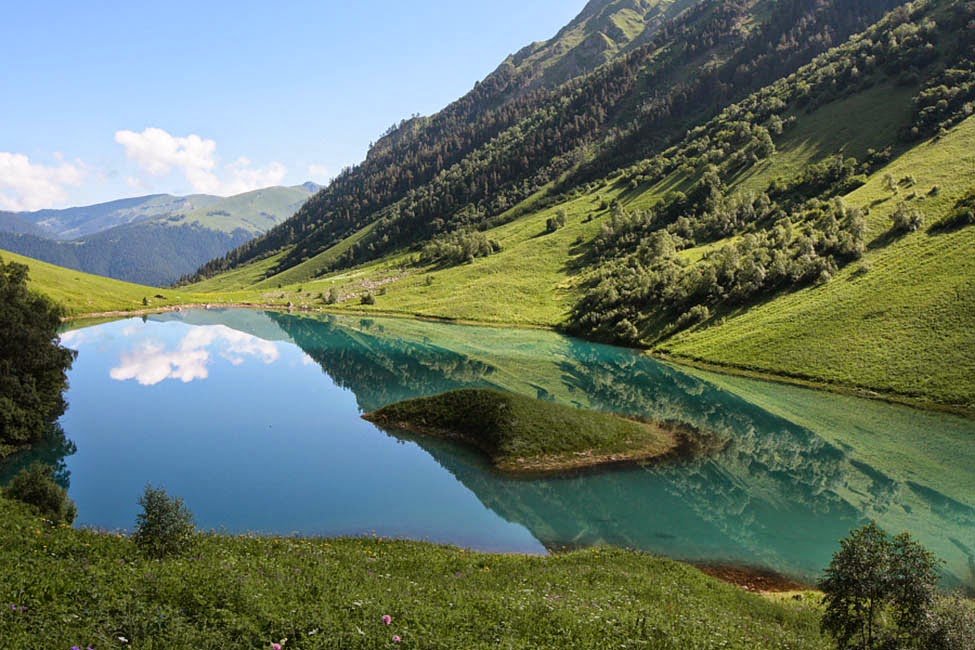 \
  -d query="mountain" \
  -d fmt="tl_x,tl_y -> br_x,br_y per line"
191,0 -> 907,283
0,212 -> 51,237
0,184 -> 319,285
179,0 -> 975,412
15,194 -> 222,240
